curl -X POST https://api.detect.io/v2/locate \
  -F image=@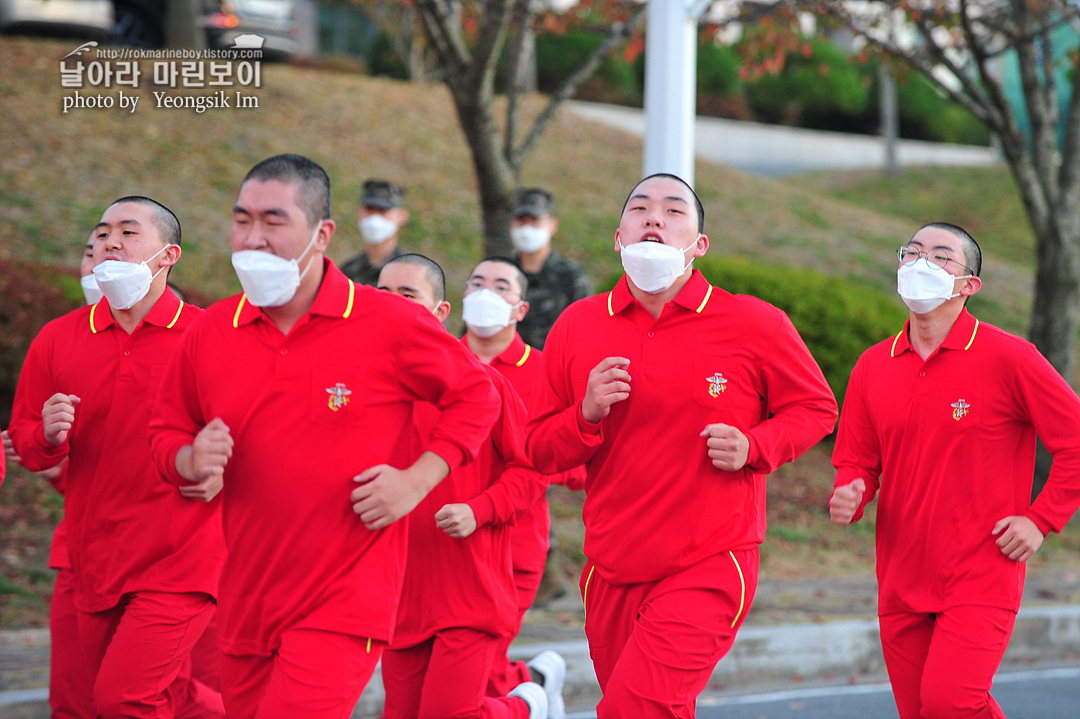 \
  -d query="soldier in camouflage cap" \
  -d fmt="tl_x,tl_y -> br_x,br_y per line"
339,179 -> 411,286
510,187 -> 593,351
509,187 -> 593,607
